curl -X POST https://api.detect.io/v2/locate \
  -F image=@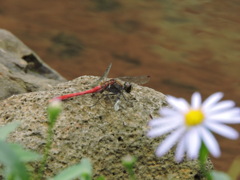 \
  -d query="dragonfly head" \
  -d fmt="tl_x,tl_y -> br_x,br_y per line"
124,82 -> 132,93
